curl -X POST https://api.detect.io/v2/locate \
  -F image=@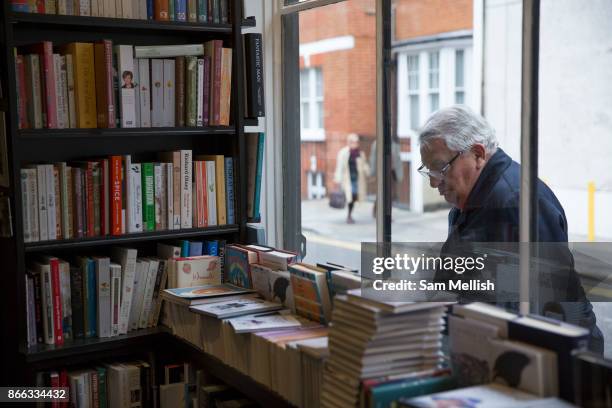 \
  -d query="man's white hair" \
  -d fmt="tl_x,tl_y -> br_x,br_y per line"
419,105 -> 498,155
